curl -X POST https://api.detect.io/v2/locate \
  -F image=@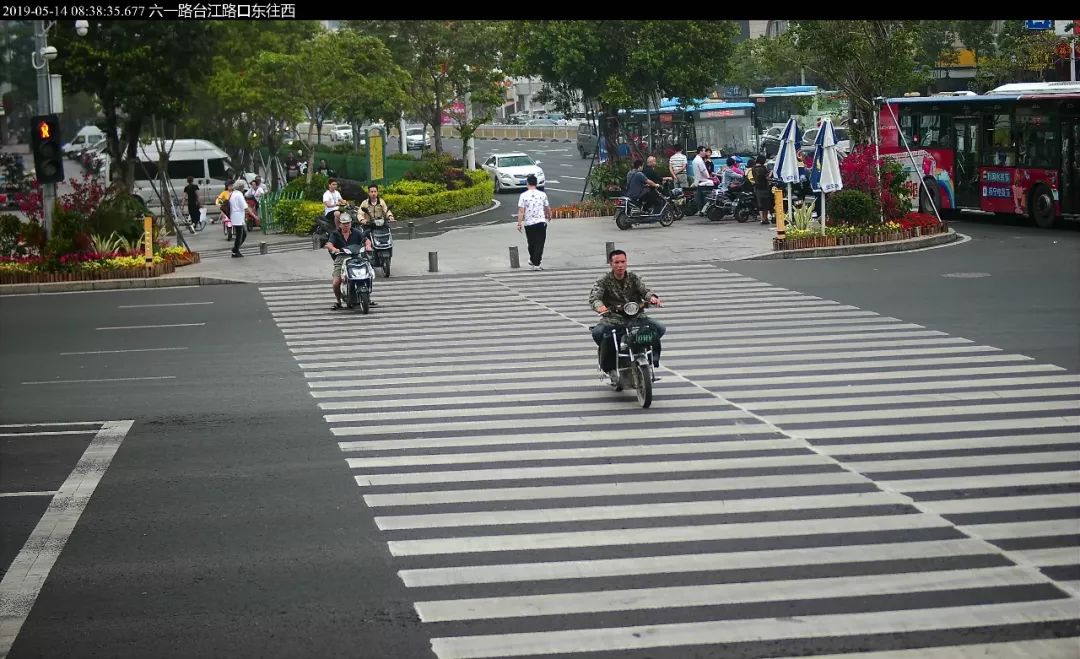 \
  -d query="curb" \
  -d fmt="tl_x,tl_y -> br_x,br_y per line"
0,275 -> 241,296
745,229 -> 959,260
